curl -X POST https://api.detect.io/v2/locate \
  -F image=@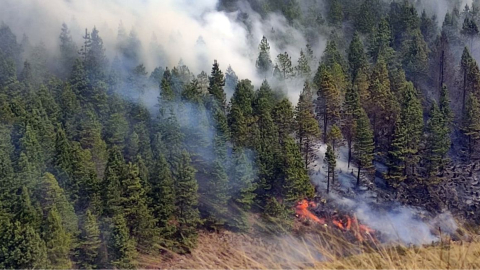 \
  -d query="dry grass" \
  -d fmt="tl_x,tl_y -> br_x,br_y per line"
138,222 -> 480,269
